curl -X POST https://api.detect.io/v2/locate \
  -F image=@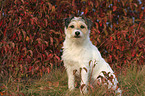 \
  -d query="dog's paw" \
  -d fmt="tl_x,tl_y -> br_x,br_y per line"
68,86 -> 75,91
